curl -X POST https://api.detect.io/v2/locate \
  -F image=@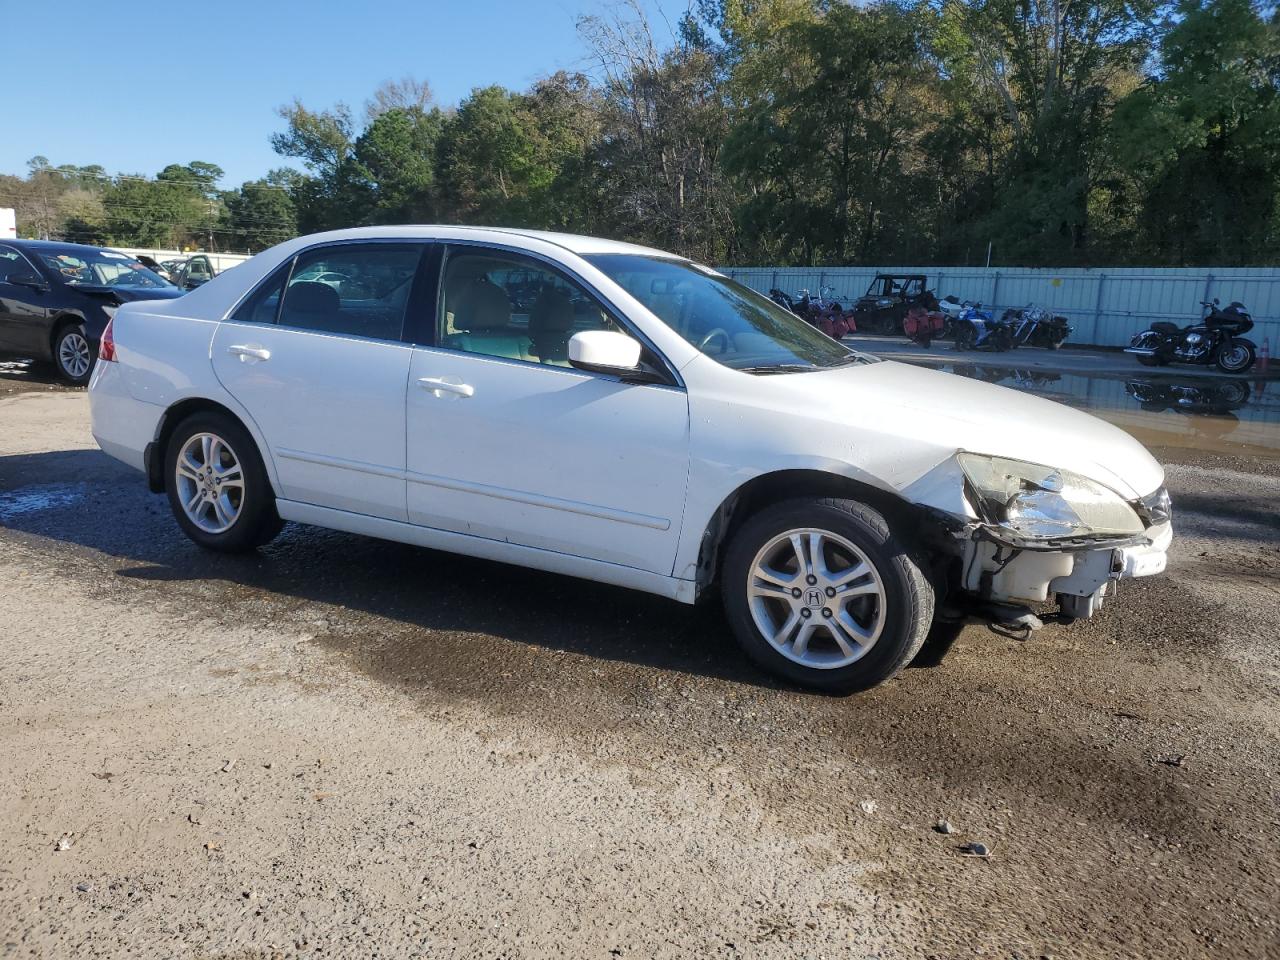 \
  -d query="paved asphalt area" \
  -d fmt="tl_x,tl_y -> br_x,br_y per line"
1,361 -> 1277,959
